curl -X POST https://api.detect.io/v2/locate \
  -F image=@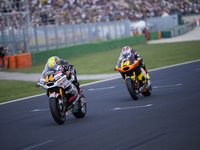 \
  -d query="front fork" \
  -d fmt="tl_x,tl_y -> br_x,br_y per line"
48,88 -> 66,111
125,72 -> 139,90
